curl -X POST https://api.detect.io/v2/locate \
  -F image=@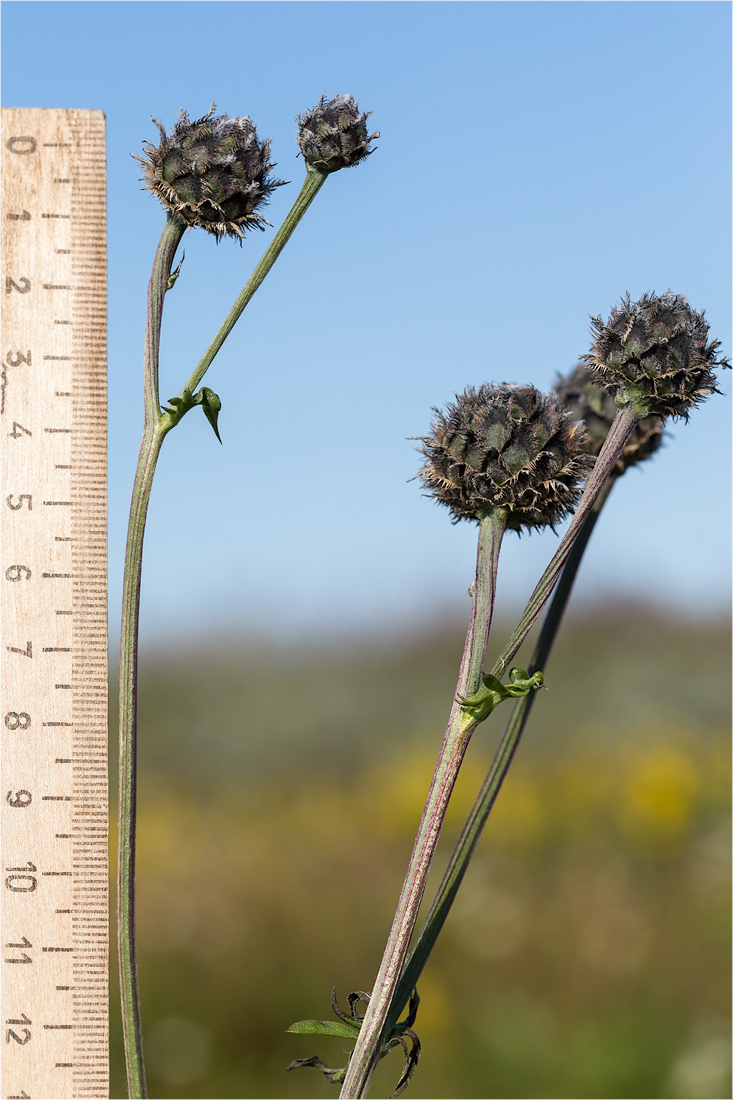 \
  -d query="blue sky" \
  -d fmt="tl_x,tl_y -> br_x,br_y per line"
2,1 -> 731,646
